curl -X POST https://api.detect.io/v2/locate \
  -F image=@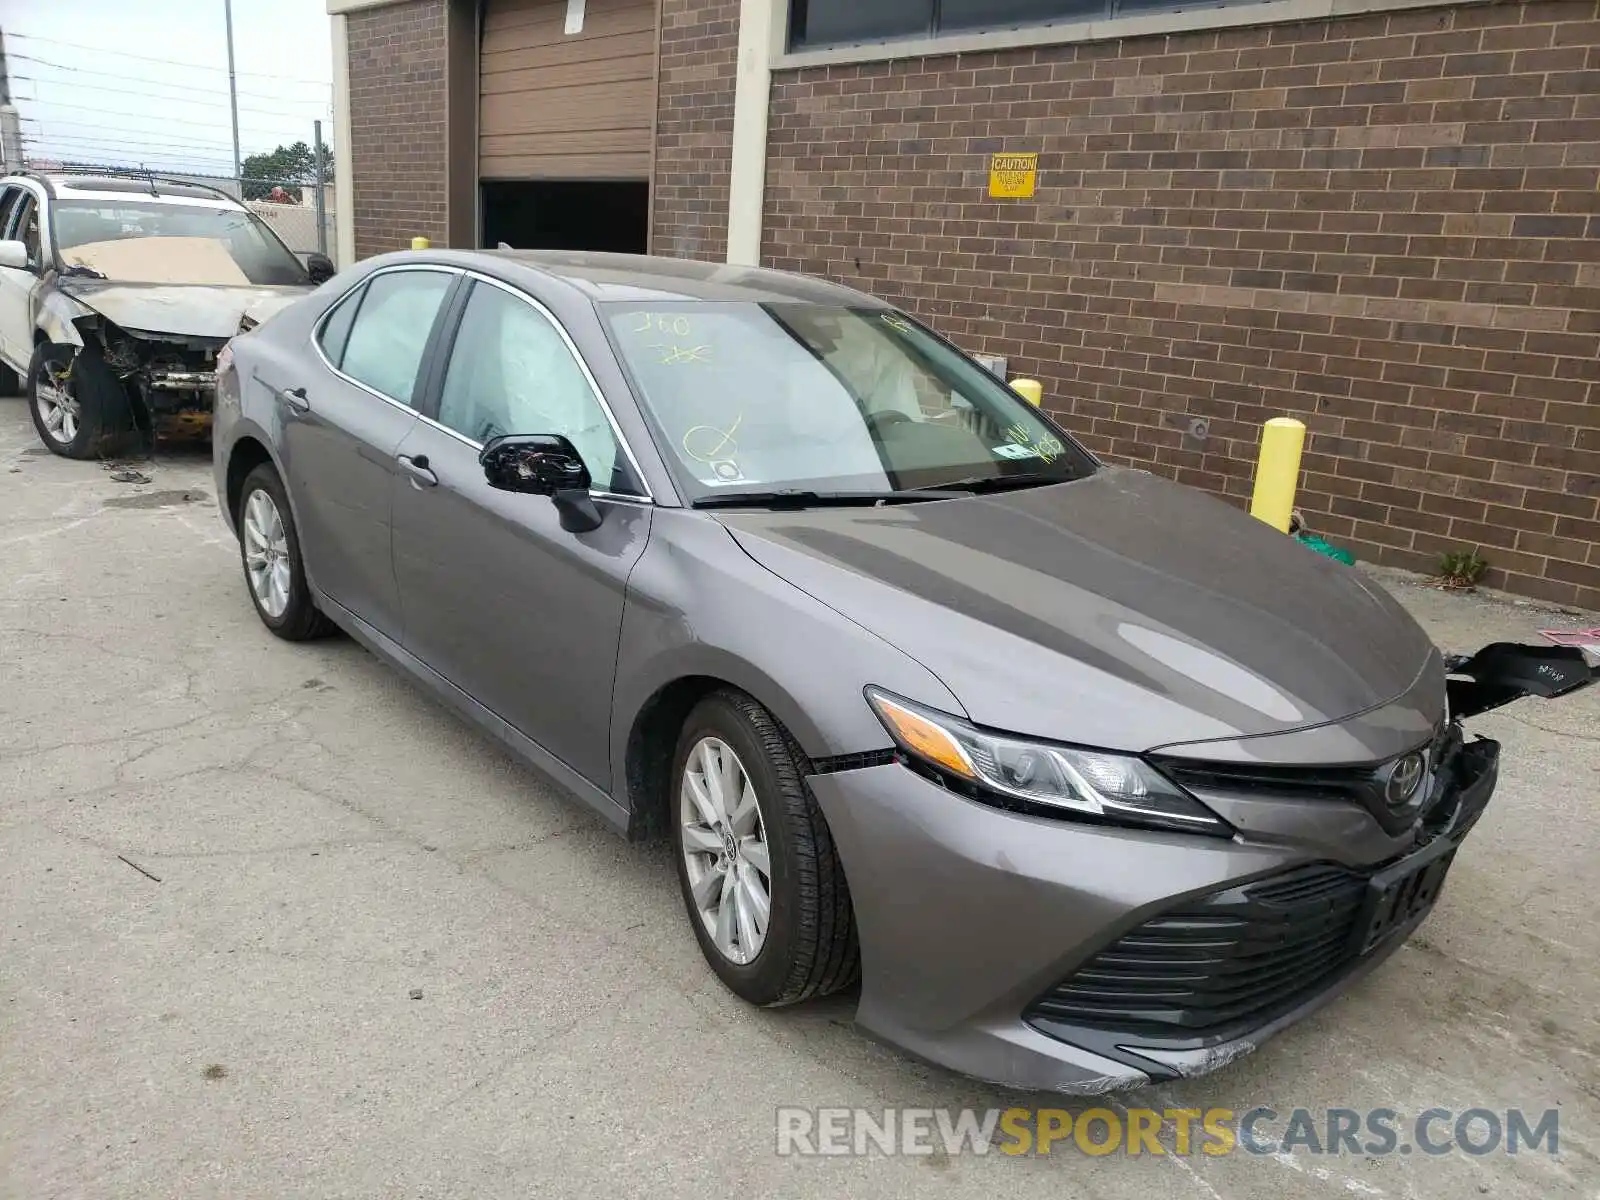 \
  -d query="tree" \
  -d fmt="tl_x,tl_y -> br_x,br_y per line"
240,140 -> 334,202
